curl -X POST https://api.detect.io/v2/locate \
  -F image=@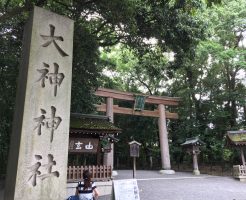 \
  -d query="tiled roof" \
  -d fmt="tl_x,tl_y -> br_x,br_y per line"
181,137 -> 205,146
70,113 -> 121,135
227,130 -> 246,146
